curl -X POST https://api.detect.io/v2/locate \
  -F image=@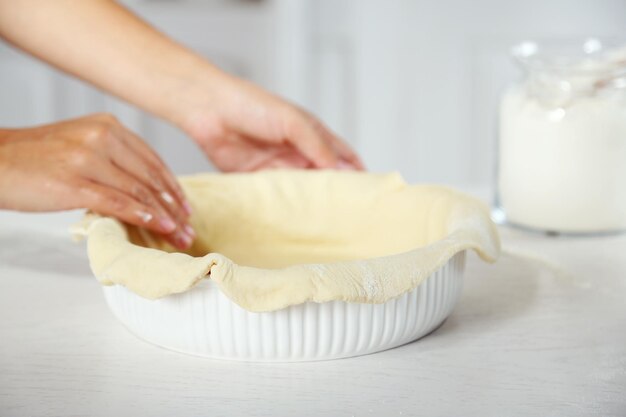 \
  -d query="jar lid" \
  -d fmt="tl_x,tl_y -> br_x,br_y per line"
512,37 -> 626,76
512,38 -> 626,100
